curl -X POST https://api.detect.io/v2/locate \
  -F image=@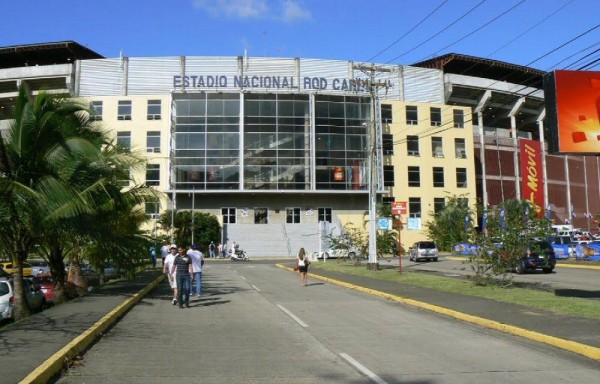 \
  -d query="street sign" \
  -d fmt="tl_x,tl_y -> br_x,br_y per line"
378,217 -> 392,230
392,201 -> 407,215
